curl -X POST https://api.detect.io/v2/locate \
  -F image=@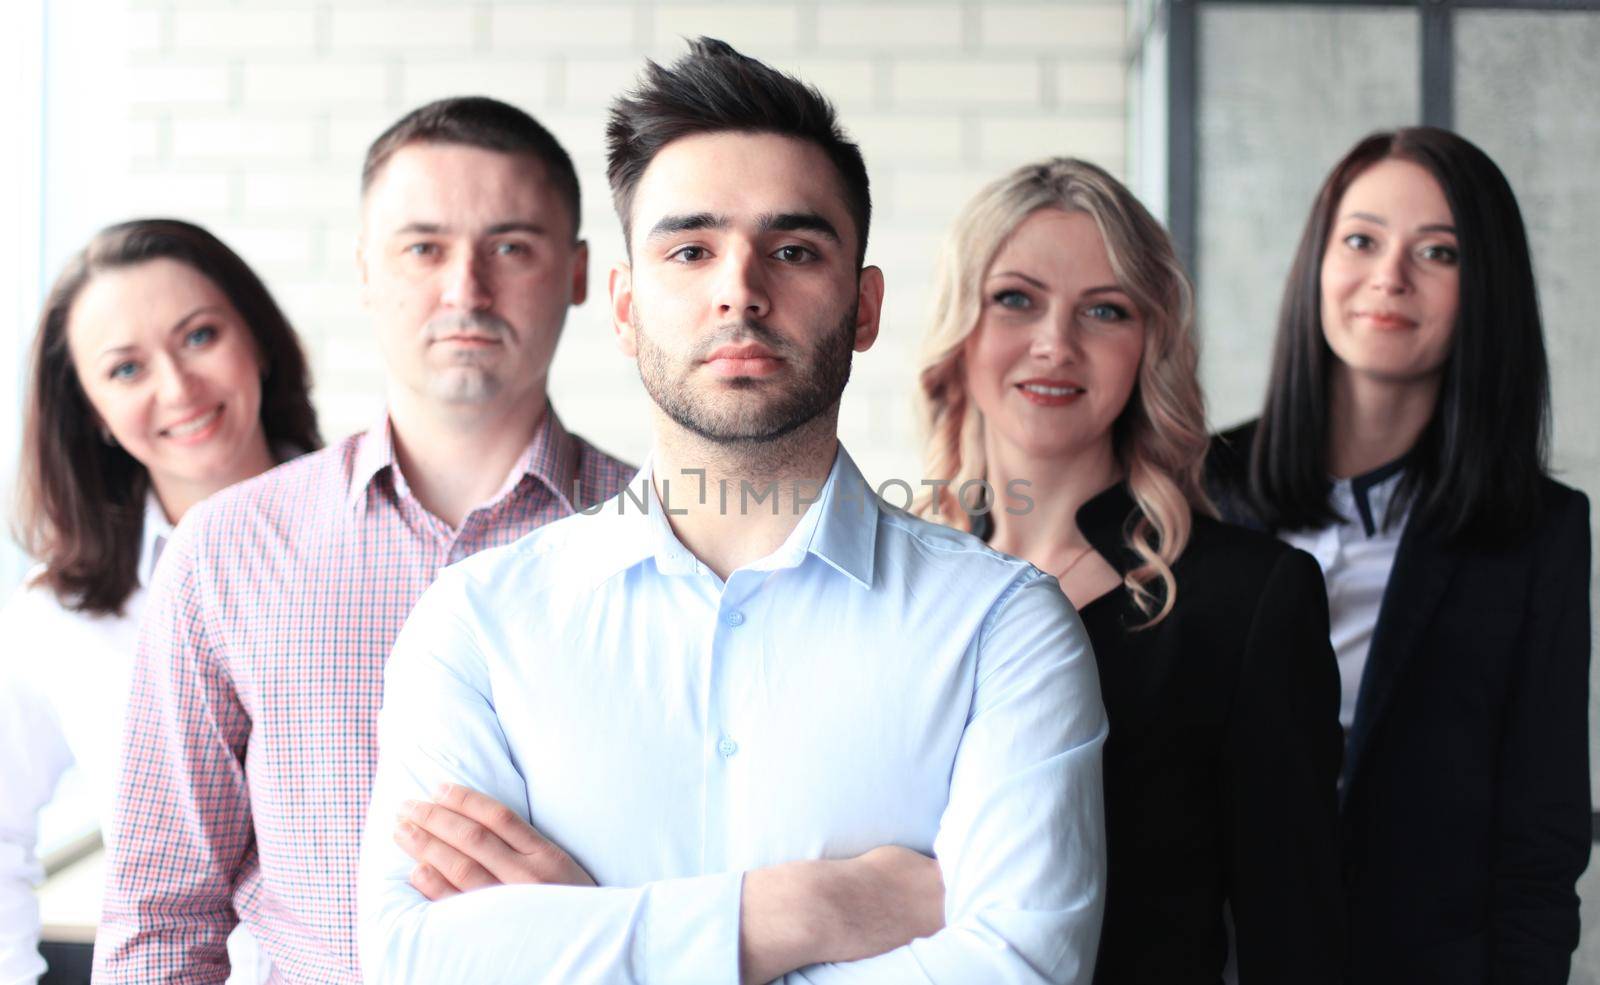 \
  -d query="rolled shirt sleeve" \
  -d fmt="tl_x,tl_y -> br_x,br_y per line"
94,532 -> 253,984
